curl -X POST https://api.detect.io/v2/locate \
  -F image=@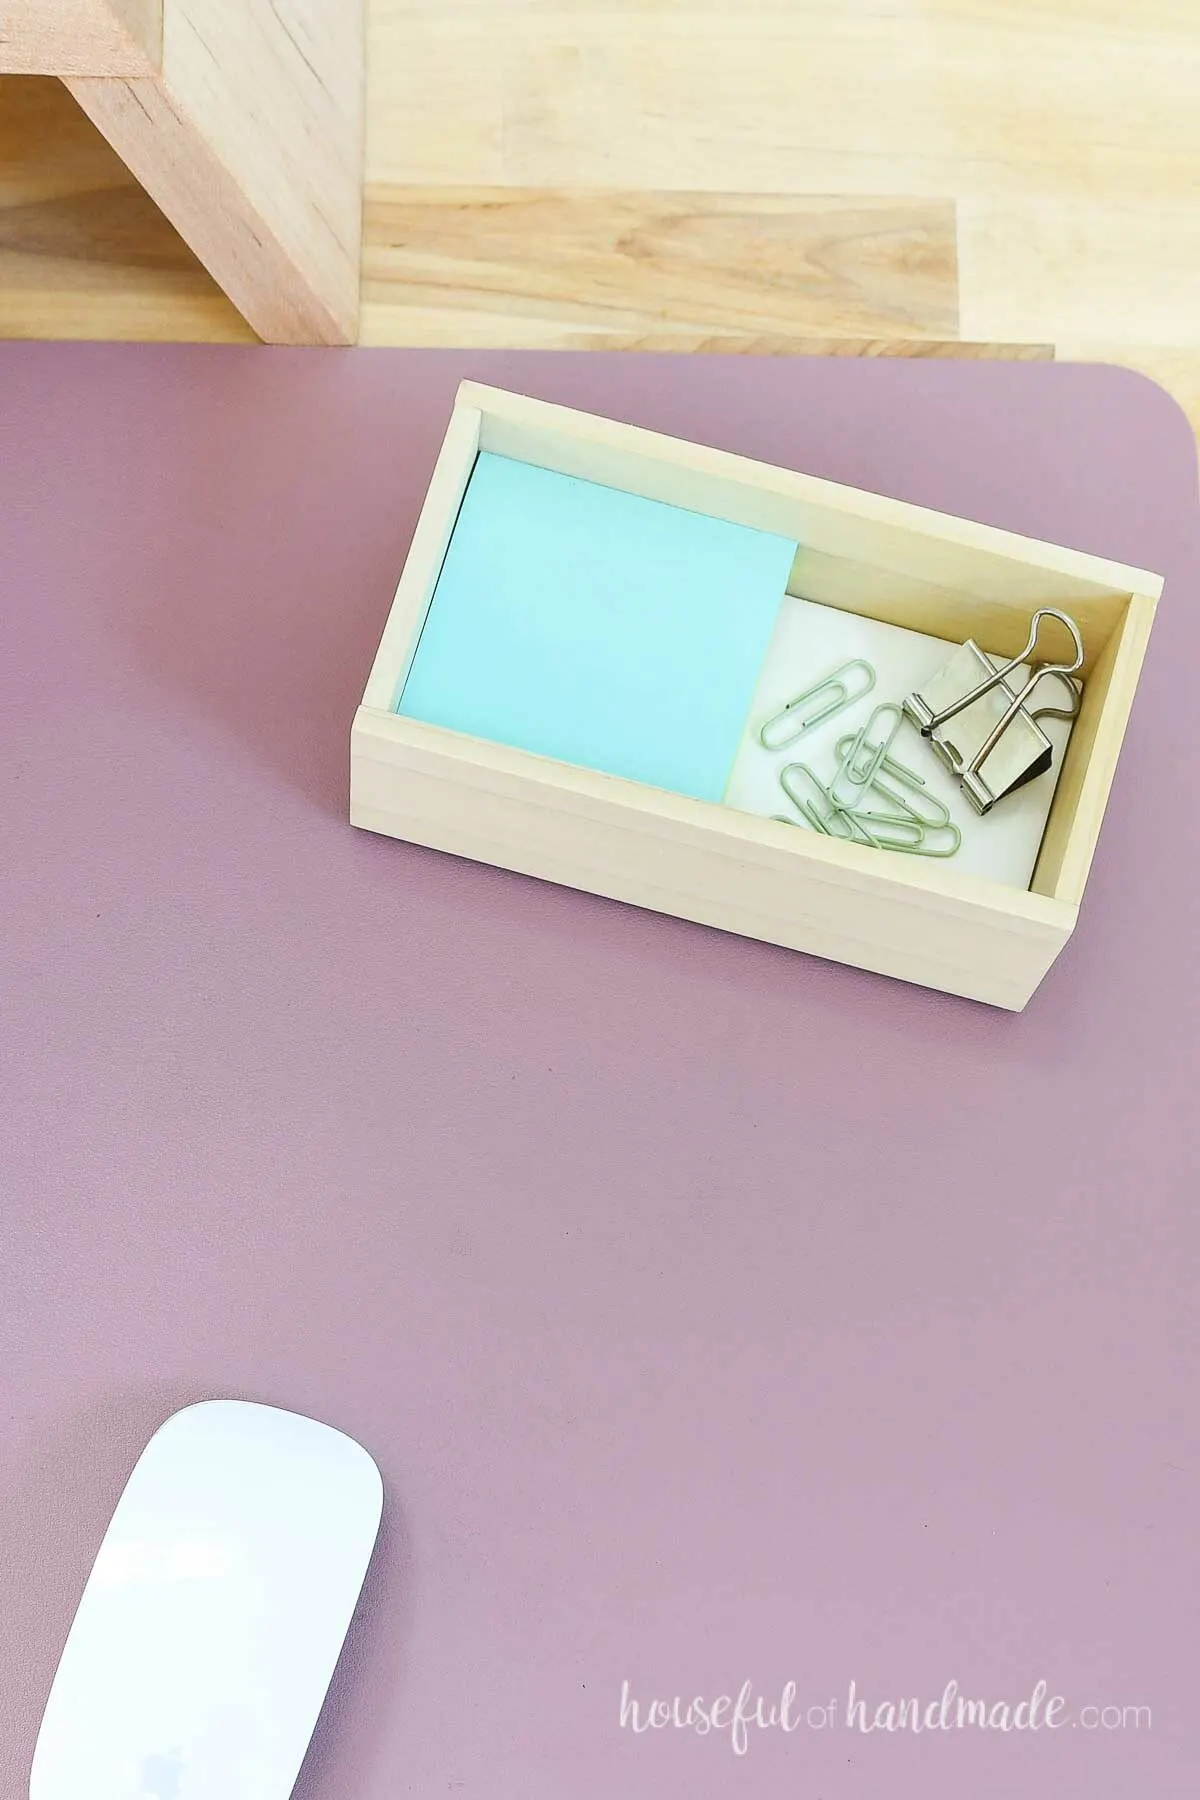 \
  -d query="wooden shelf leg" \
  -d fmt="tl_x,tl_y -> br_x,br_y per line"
3,0 -> 363,344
